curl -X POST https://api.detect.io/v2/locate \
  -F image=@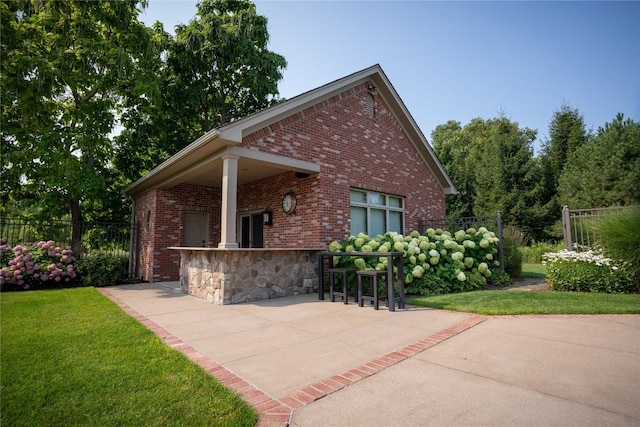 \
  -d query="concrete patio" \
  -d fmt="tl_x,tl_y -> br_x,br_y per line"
99,281 -> 640,427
